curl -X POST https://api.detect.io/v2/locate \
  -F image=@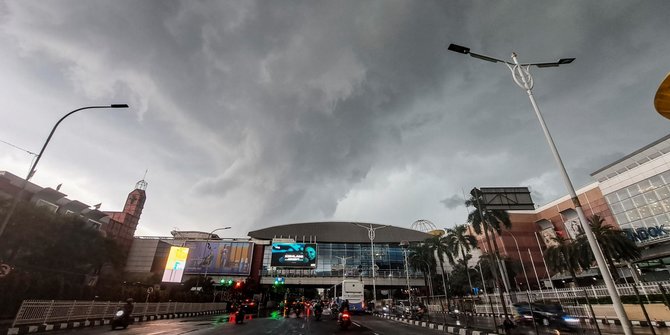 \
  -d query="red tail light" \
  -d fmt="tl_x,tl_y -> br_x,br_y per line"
342,313 -> 350,319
